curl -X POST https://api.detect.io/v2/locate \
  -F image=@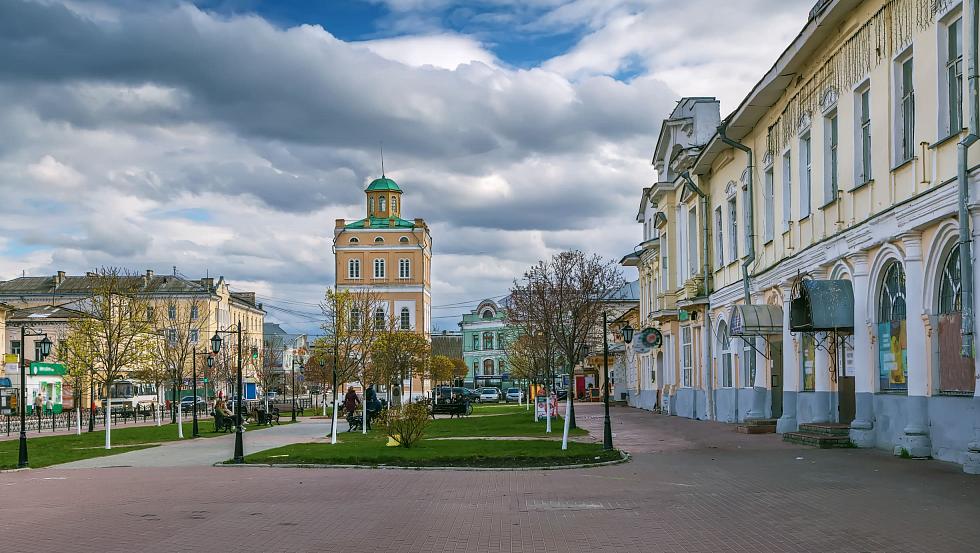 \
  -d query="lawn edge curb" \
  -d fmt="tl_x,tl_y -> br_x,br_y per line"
212,450 -> 631,471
